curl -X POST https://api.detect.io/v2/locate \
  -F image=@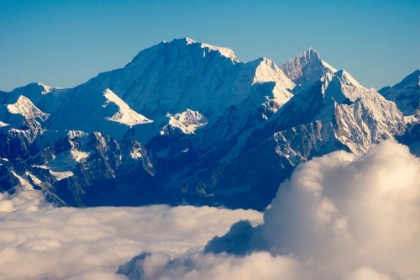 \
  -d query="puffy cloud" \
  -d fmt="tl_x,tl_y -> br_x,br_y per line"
123,141 -> 420,280
0,191 -> 262,279
256,140 -> 420,278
